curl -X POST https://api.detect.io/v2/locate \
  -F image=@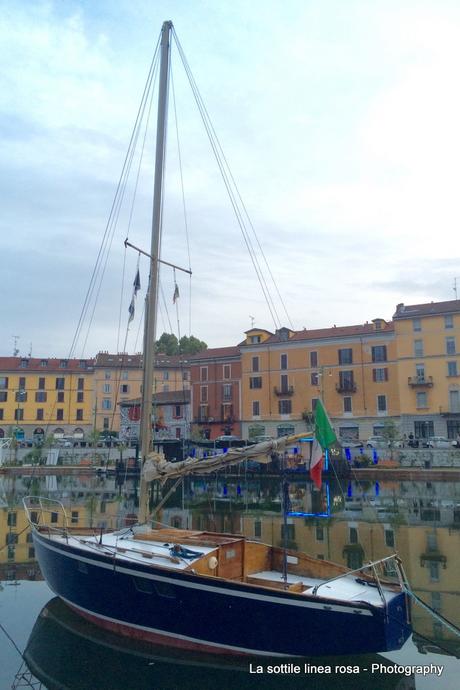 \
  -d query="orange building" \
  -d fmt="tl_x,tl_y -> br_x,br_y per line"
240,321 -> 399,442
